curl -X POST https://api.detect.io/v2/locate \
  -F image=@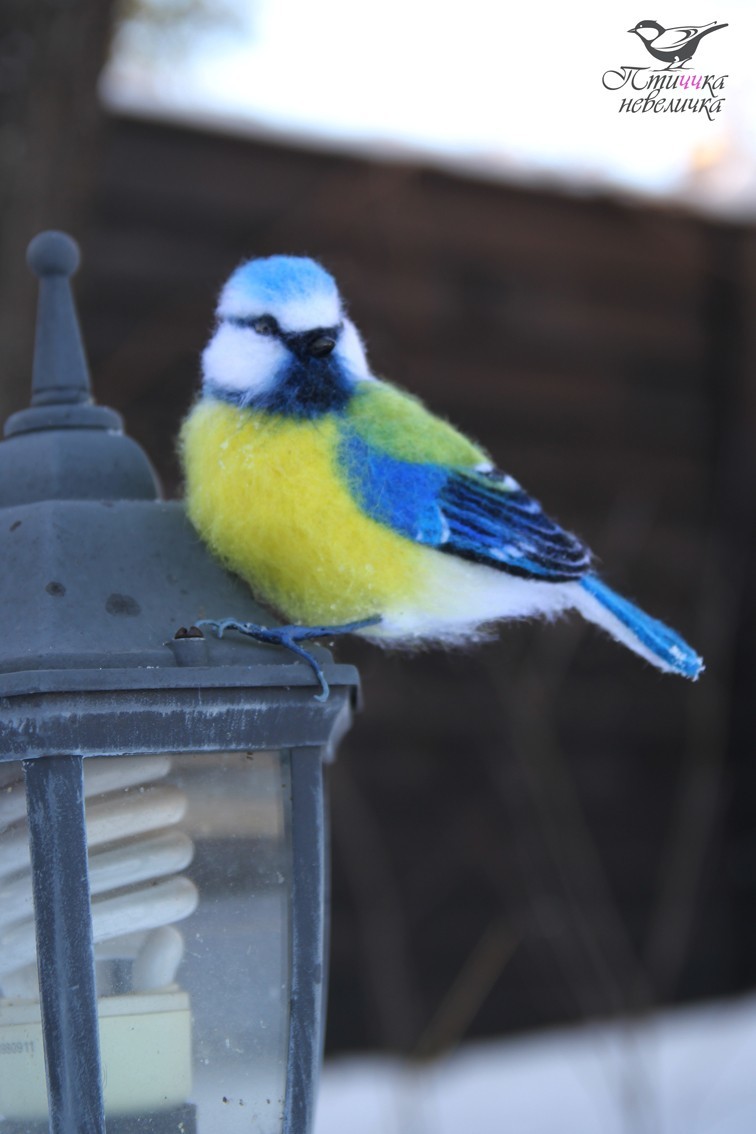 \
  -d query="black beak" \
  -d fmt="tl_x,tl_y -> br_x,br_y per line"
307,333 -> 336,358
284,324 -> 341,359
